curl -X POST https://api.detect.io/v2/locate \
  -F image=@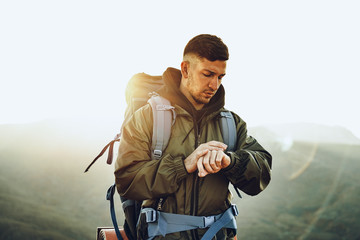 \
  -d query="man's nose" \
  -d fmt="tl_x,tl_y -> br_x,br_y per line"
208,76 -> 219,91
